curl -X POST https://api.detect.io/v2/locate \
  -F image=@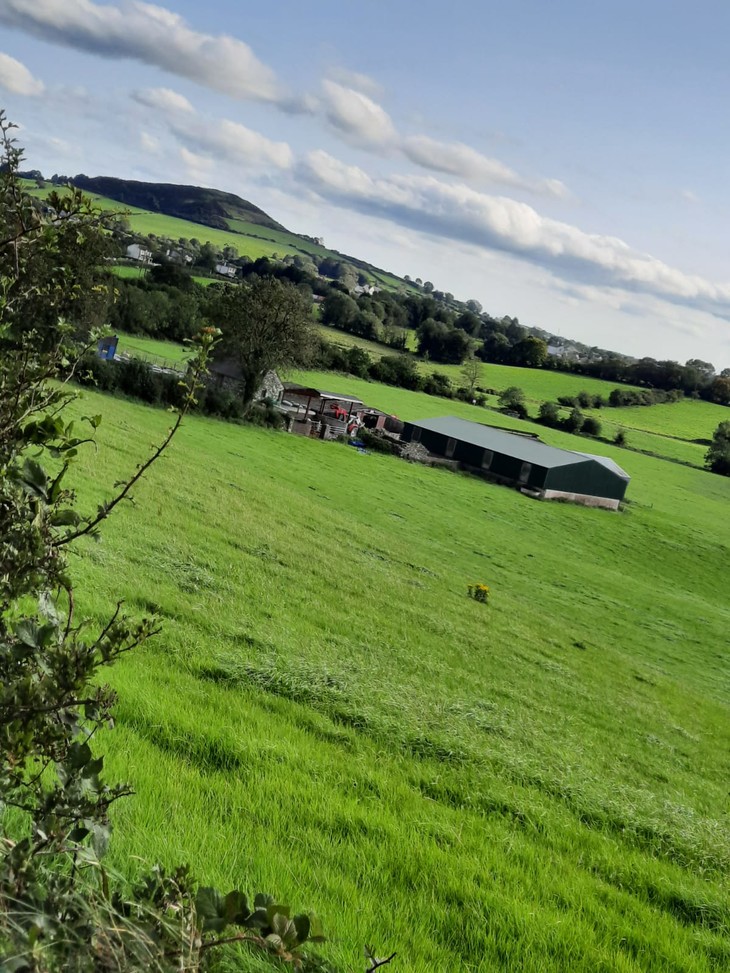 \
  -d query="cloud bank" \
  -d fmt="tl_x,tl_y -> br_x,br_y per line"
299,150 -> 730,317
0,0 -> 281,102
0,52 -> 44,96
